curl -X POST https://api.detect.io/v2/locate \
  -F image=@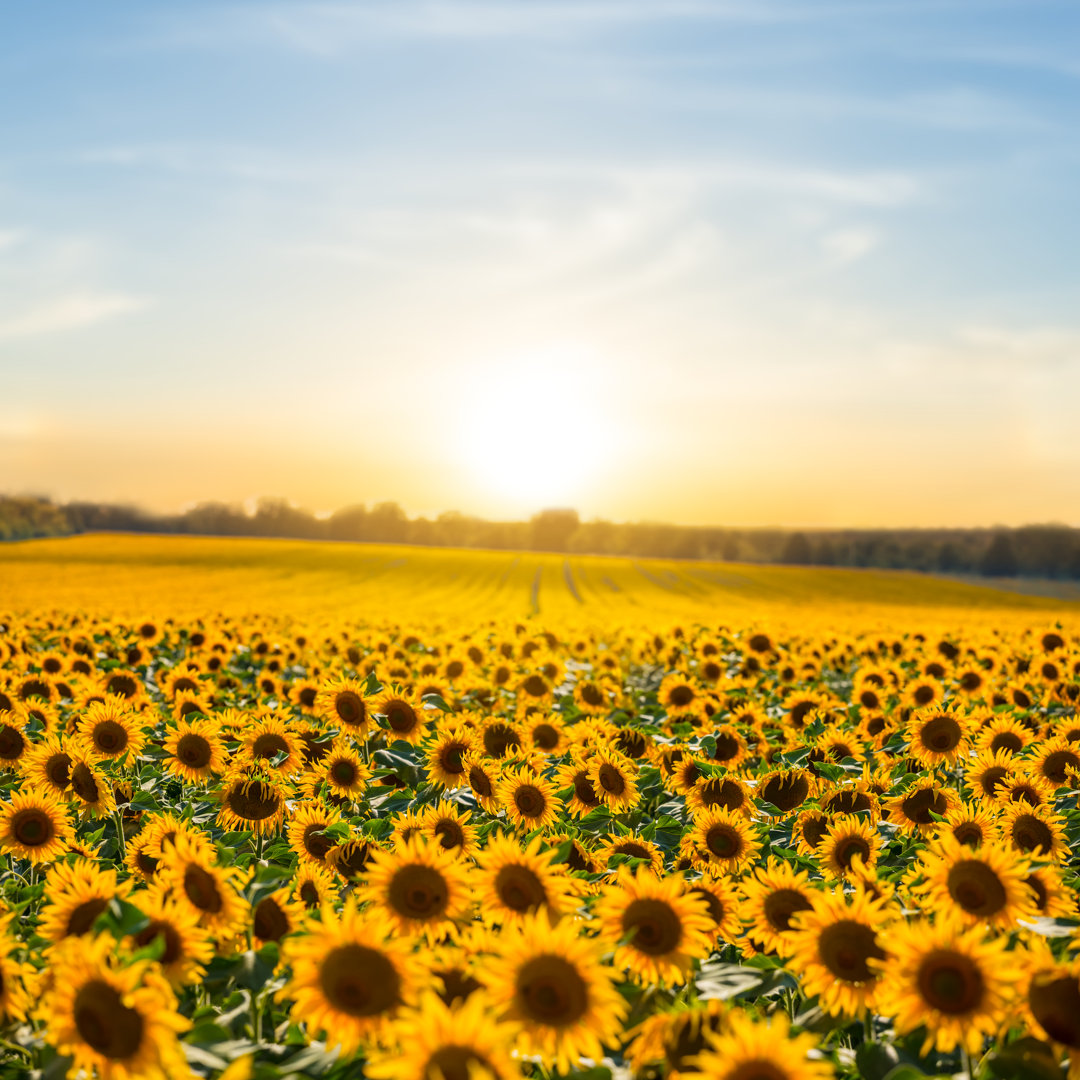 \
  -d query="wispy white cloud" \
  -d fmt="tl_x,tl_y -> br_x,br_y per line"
821,227 -> 879,264
0,293 -> 148,343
